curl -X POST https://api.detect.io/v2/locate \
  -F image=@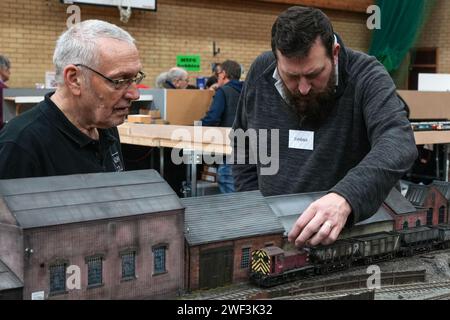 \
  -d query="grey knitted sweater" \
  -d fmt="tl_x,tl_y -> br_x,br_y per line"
232,42 -> 418,224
